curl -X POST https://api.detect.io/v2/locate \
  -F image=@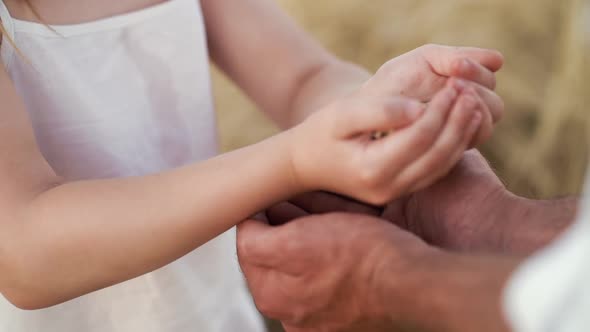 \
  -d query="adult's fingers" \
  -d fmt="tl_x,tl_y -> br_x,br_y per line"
266,202 -> 309,226
241,264 -> 292,321
423,44 -> 505,75
289,192 -> 381,216
335,97 -> 425,138
237,219 -> 284,267
394,91 -> 481,195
